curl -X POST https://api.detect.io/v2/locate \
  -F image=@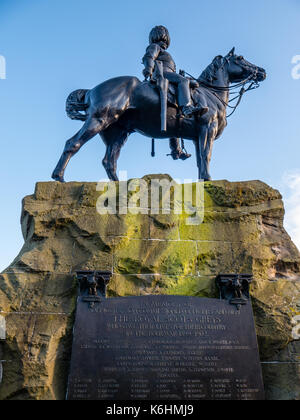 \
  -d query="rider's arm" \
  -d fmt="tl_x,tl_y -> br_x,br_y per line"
142,44 -> 161,76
